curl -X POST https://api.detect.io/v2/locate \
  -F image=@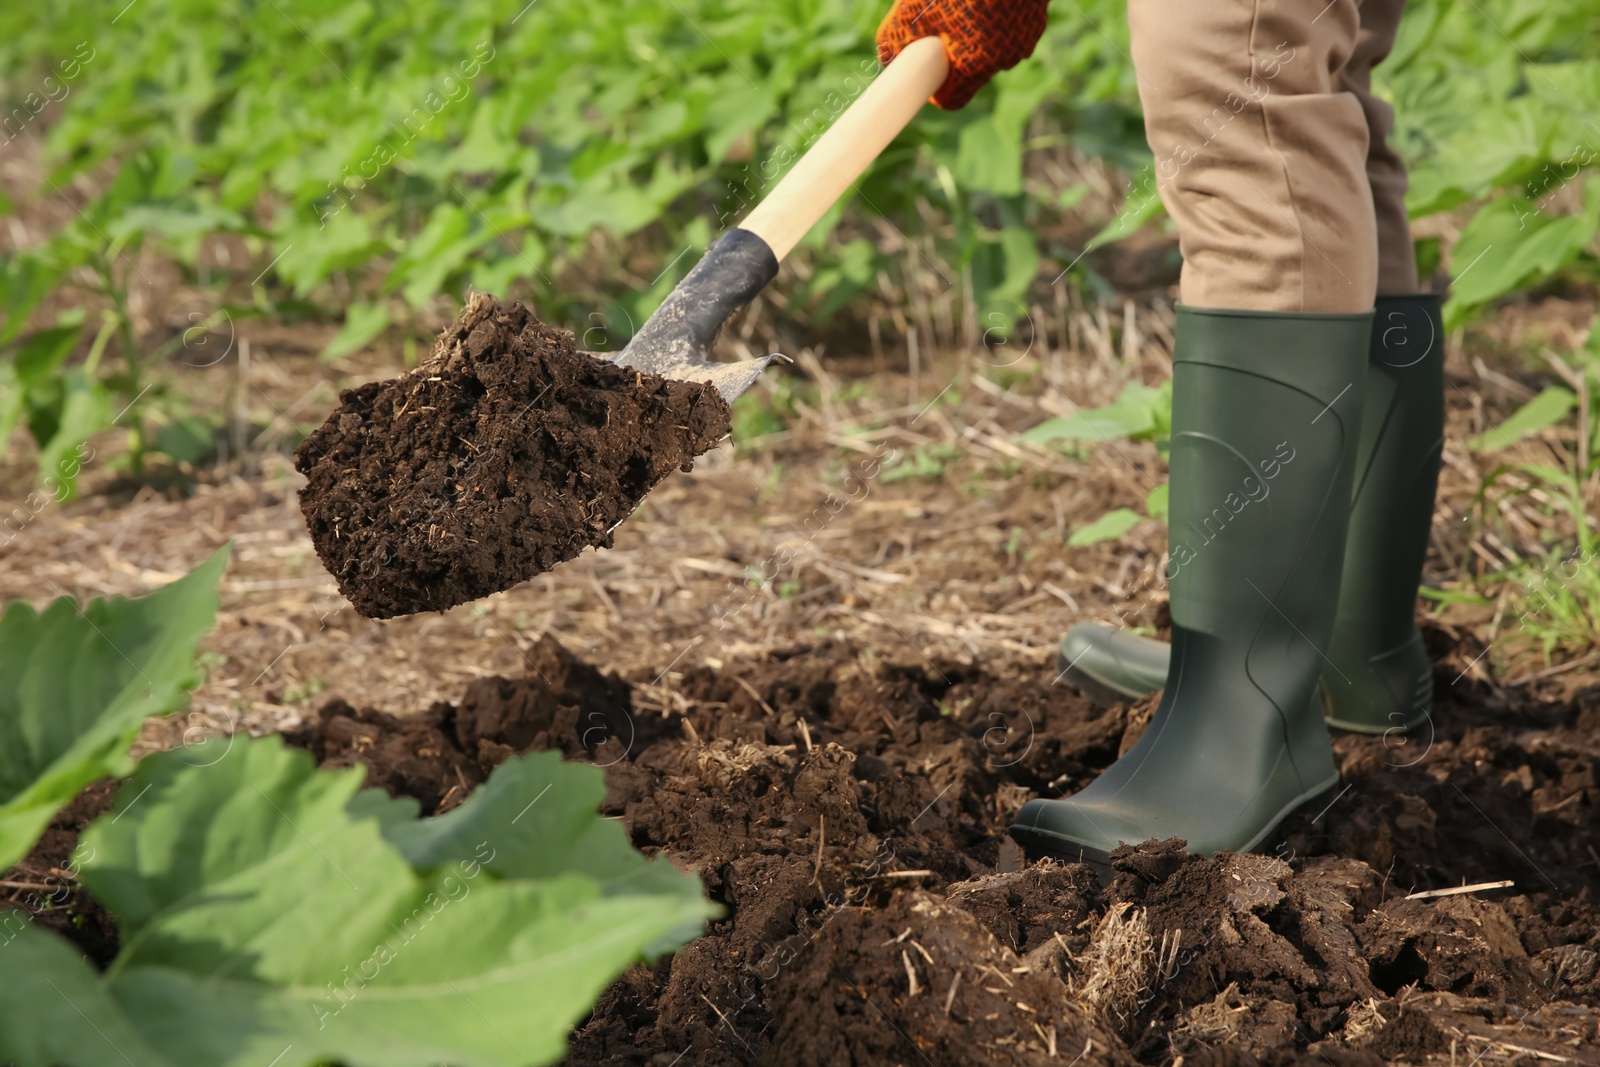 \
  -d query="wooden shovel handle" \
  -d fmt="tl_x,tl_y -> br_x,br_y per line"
739,36 -> 950,262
